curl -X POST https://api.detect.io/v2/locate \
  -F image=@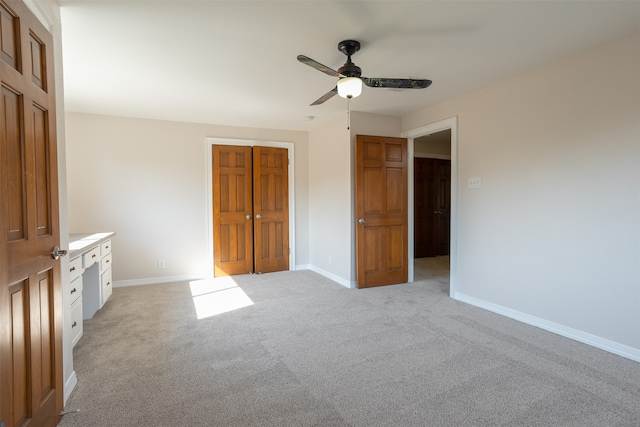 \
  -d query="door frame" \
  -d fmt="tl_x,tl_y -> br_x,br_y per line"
402,116 -> 458,297
205,137 -> 295,277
